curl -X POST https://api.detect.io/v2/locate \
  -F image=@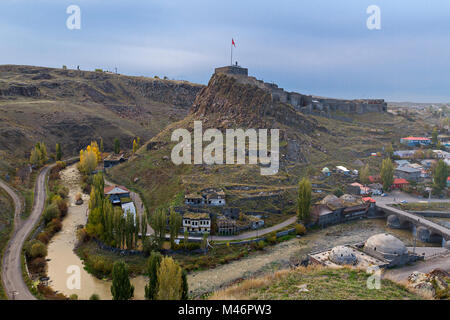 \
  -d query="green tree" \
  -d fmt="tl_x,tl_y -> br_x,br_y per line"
151,208 -> 167,248
114,138 -> 120,154
181,269 -> 188,300
381,158 -> 394,191
201,233 -> 209,253
169,208 -> 182,248
297,177 -> 312,222
433,159 -> 448,191
156,256 -> 182,300
145,251 -> 162,300
55,143 -> 62,161
386,143 -> 394,159
89,293 -> 100,300
183,230 -> 189,250
432,127 -> 439,145
360,164 -> 370,185
110,261 -> 134,300
100,137 -> 104,153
